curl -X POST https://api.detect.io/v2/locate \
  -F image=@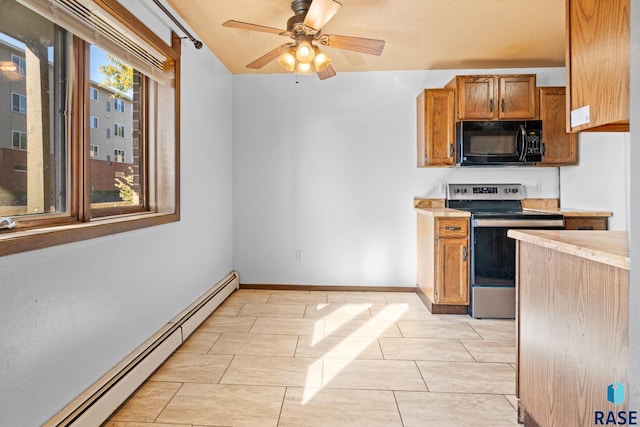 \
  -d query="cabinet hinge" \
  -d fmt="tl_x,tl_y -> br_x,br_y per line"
435,292 -> 439,302
435,239 -> 438,247
462,246 -> 467,261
